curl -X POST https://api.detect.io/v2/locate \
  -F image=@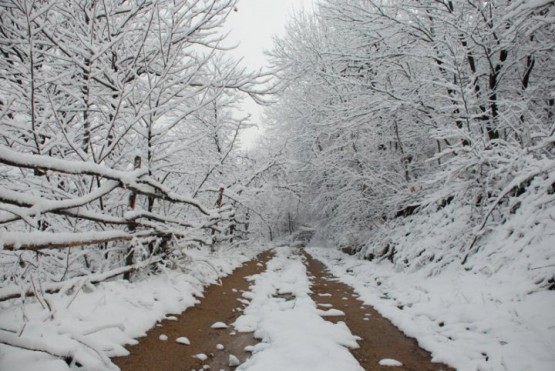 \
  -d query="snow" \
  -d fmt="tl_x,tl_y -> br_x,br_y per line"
211,321 -> 229,329
0,144 -> 230,218
307,246 -> 555,371
193,353 -> 208,361
234,246 -> 363,371
159,334 -> 168,341
229,354 -> 241,366
0,245 -> 265,370
1,230 -> 136,250
379,358 -> 403,366
176,337 -> 191,345
317,308 -> 345,317
2,190 -> 552,371
0,145 -> 148,185
293,172 -> 555,371
216,343 -> 224,350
